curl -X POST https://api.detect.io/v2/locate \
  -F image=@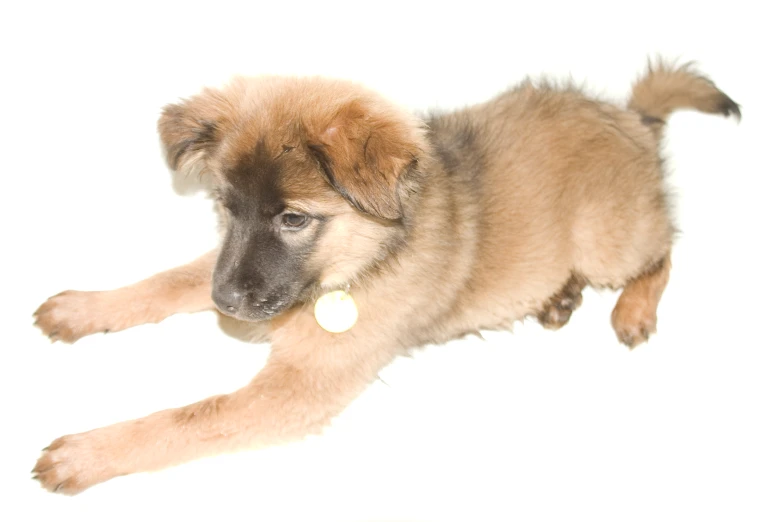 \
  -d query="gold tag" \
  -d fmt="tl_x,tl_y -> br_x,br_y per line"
314,290 -> 358,333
